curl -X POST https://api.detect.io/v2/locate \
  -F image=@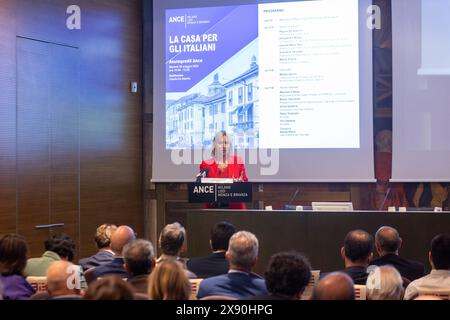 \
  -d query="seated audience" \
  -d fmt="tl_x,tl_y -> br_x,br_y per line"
91,225 -> 136,280
370,226 -> 425,282
157,222 -> 196,278
0,234 -> 35,300
84,276 -> 134,300
187,221 -> 236,278
252,251 -> 311,300
313,272 -> 355,300
366,265 -> 404,300
404,234 -> 450,300
24,233 -> 76,277
333,229 -> 374,285
148,260 -> 191,300
197,231 -> 267,299
79,223 -> 117,271
124,239 -> 155,294
46,261 -> 81,300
